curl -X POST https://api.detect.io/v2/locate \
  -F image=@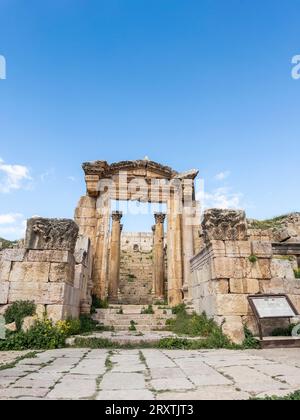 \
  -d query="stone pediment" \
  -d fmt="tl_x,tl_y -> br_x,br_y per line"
83,159 -> 178,180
